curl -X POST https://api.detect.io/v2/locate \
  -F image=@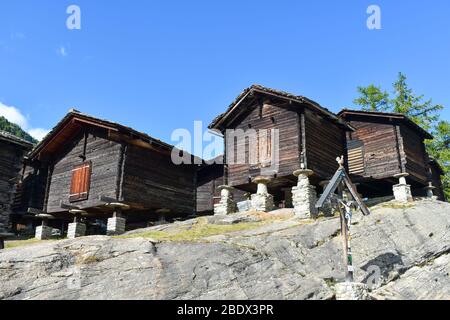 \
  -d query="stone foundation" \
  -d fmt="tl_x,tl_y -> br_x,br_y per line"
107,217 -> 126,236
35,225 -> 53,240
67,223 -> 86,239
251,193 -> 274,212
393,184 -> 413,203
393,173 -> 413,203
292,170 -> 318,219
250,177 -> 274,212
214,186 -> 237,215
335,282 -> 370,300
